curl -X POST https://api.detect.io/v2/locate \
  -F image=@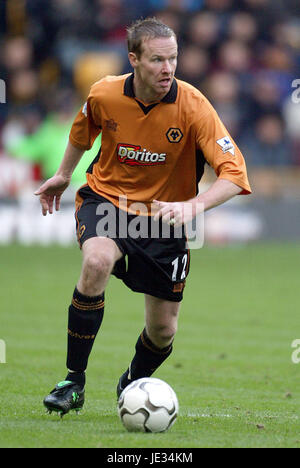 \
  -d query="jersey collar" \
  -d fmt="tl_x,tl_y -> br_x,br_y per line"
123,73 -> 178,103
